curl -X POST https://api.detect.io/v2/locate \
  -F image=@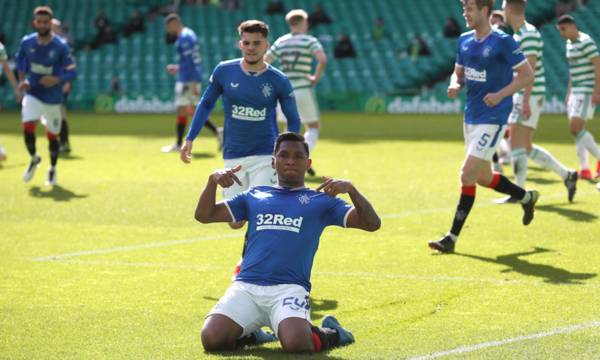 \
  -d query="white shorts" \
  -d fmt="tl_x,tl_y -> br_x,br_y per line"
21,94 -> 62,134
508,94 -> 544,129
222,155 -> 277,200
277,87 -> 319,125
207,281 -> 311,337
464,123 -> 506,161
568,93 -> 595,121
175,82 -> 200,107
